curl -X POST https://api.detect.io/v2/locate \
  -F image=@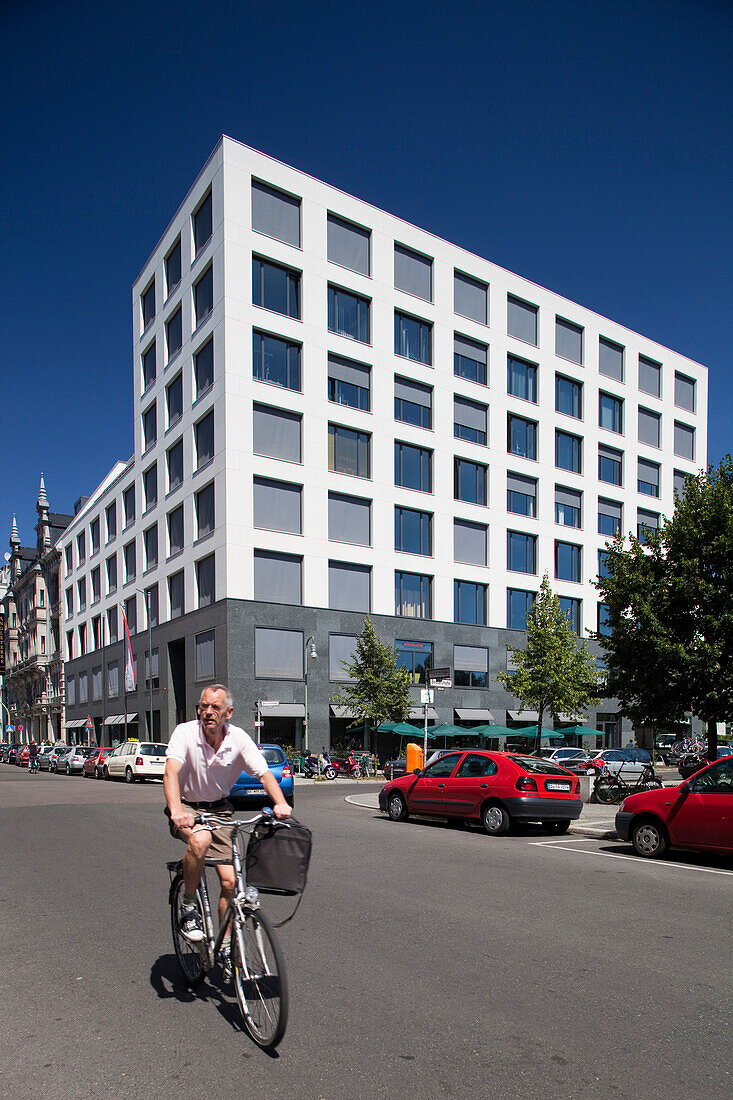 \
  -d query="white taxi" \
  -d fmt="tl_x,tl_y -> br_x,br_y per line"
105,740 -> 168,783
